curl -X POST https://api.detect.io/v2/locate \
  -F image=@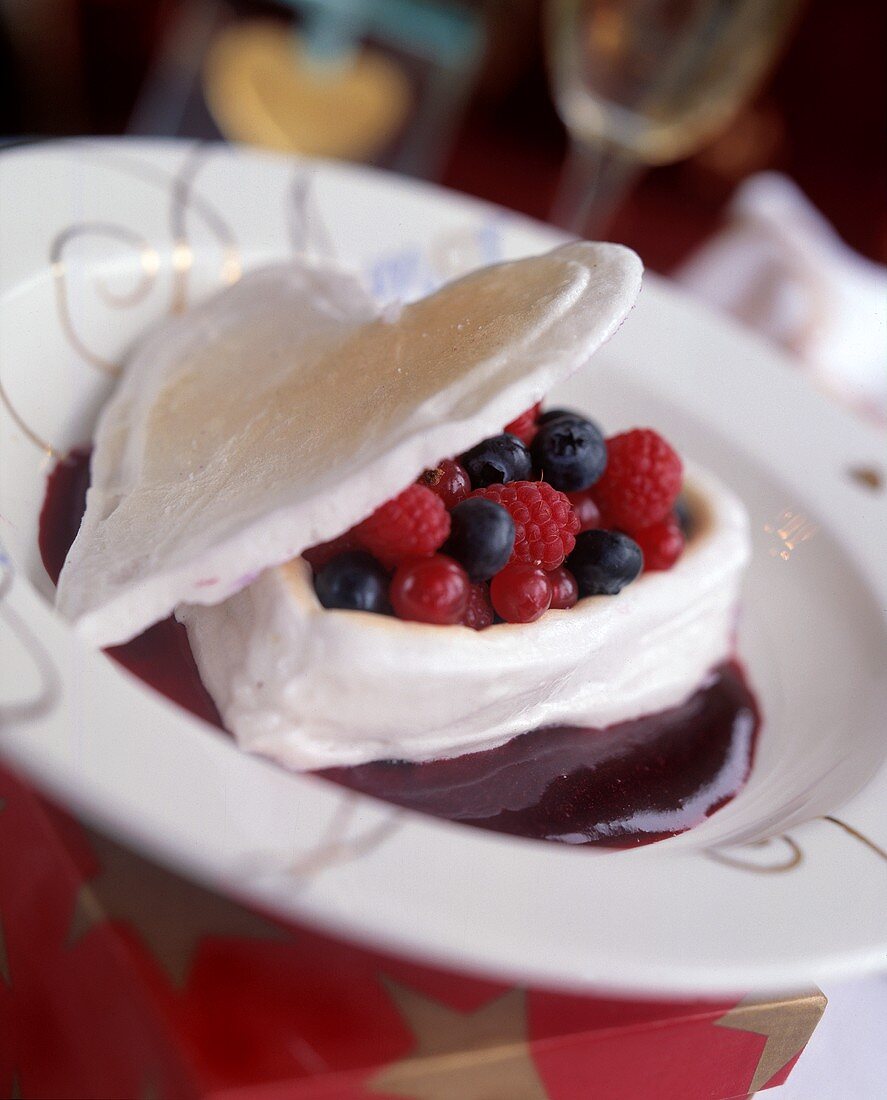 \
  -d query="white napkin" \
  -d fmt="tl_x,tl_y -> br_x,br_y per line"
675,172 -> 887,424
